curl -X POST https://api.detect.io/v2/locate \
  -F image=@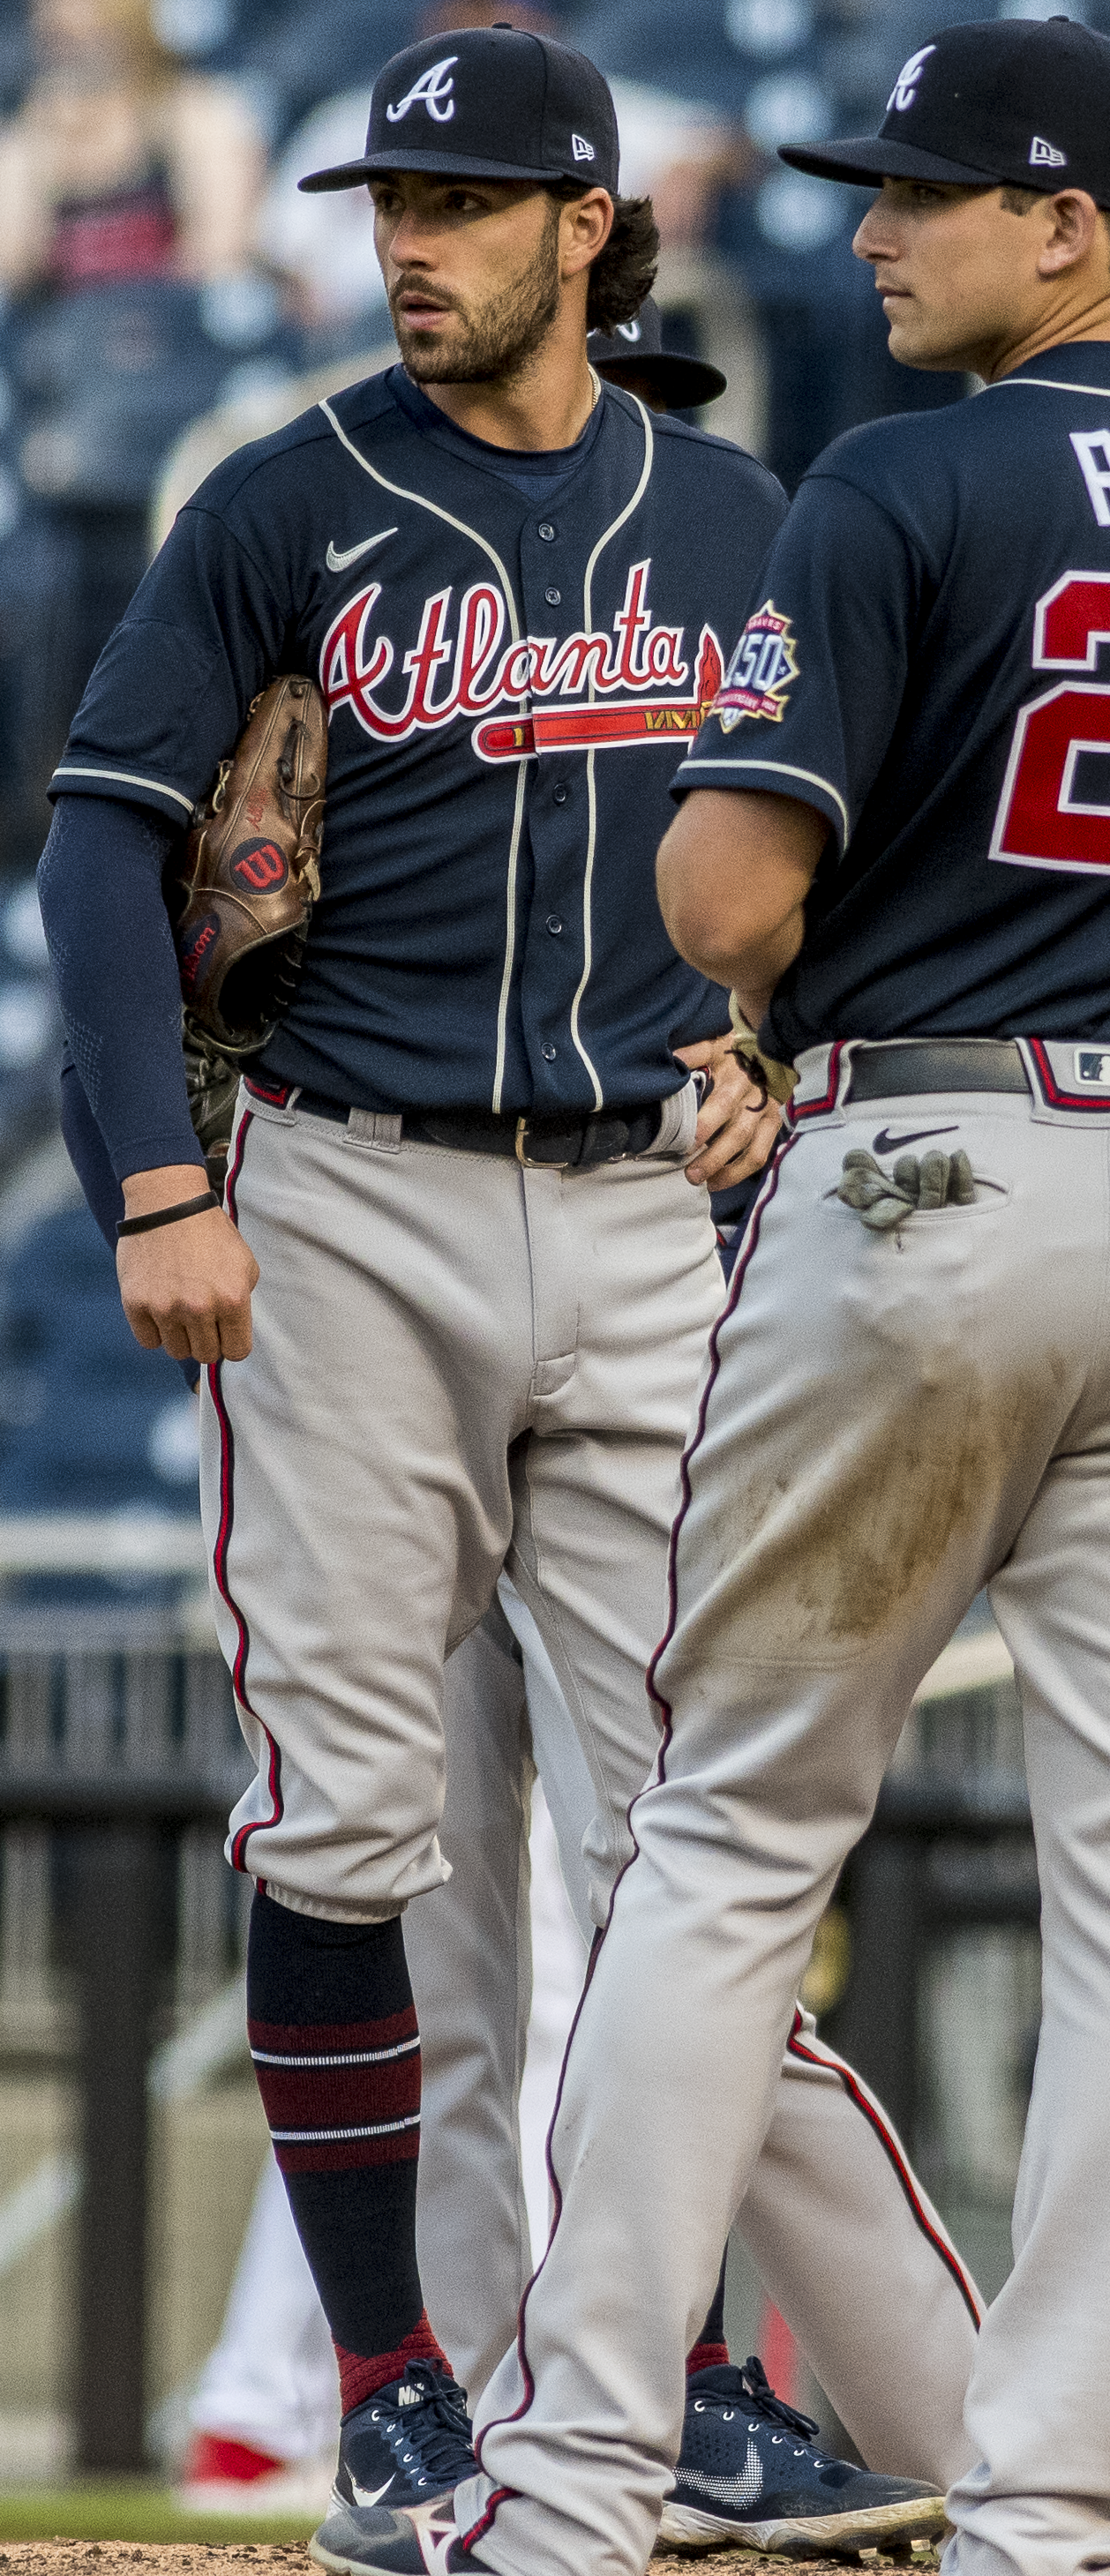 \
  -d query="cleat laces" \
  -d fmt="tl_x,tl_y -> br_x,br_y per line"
377,2363 -> 475,2492
691,2355 -> 834,2466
